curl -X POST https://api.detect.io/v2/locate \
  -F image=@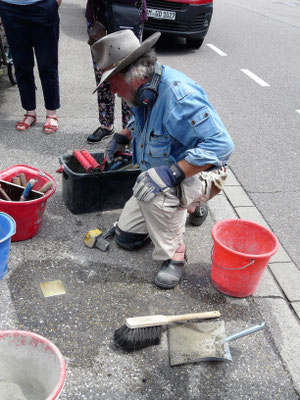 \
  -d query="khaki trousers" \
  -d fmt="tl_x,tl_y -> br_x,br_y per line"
118,167 -> 227,260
